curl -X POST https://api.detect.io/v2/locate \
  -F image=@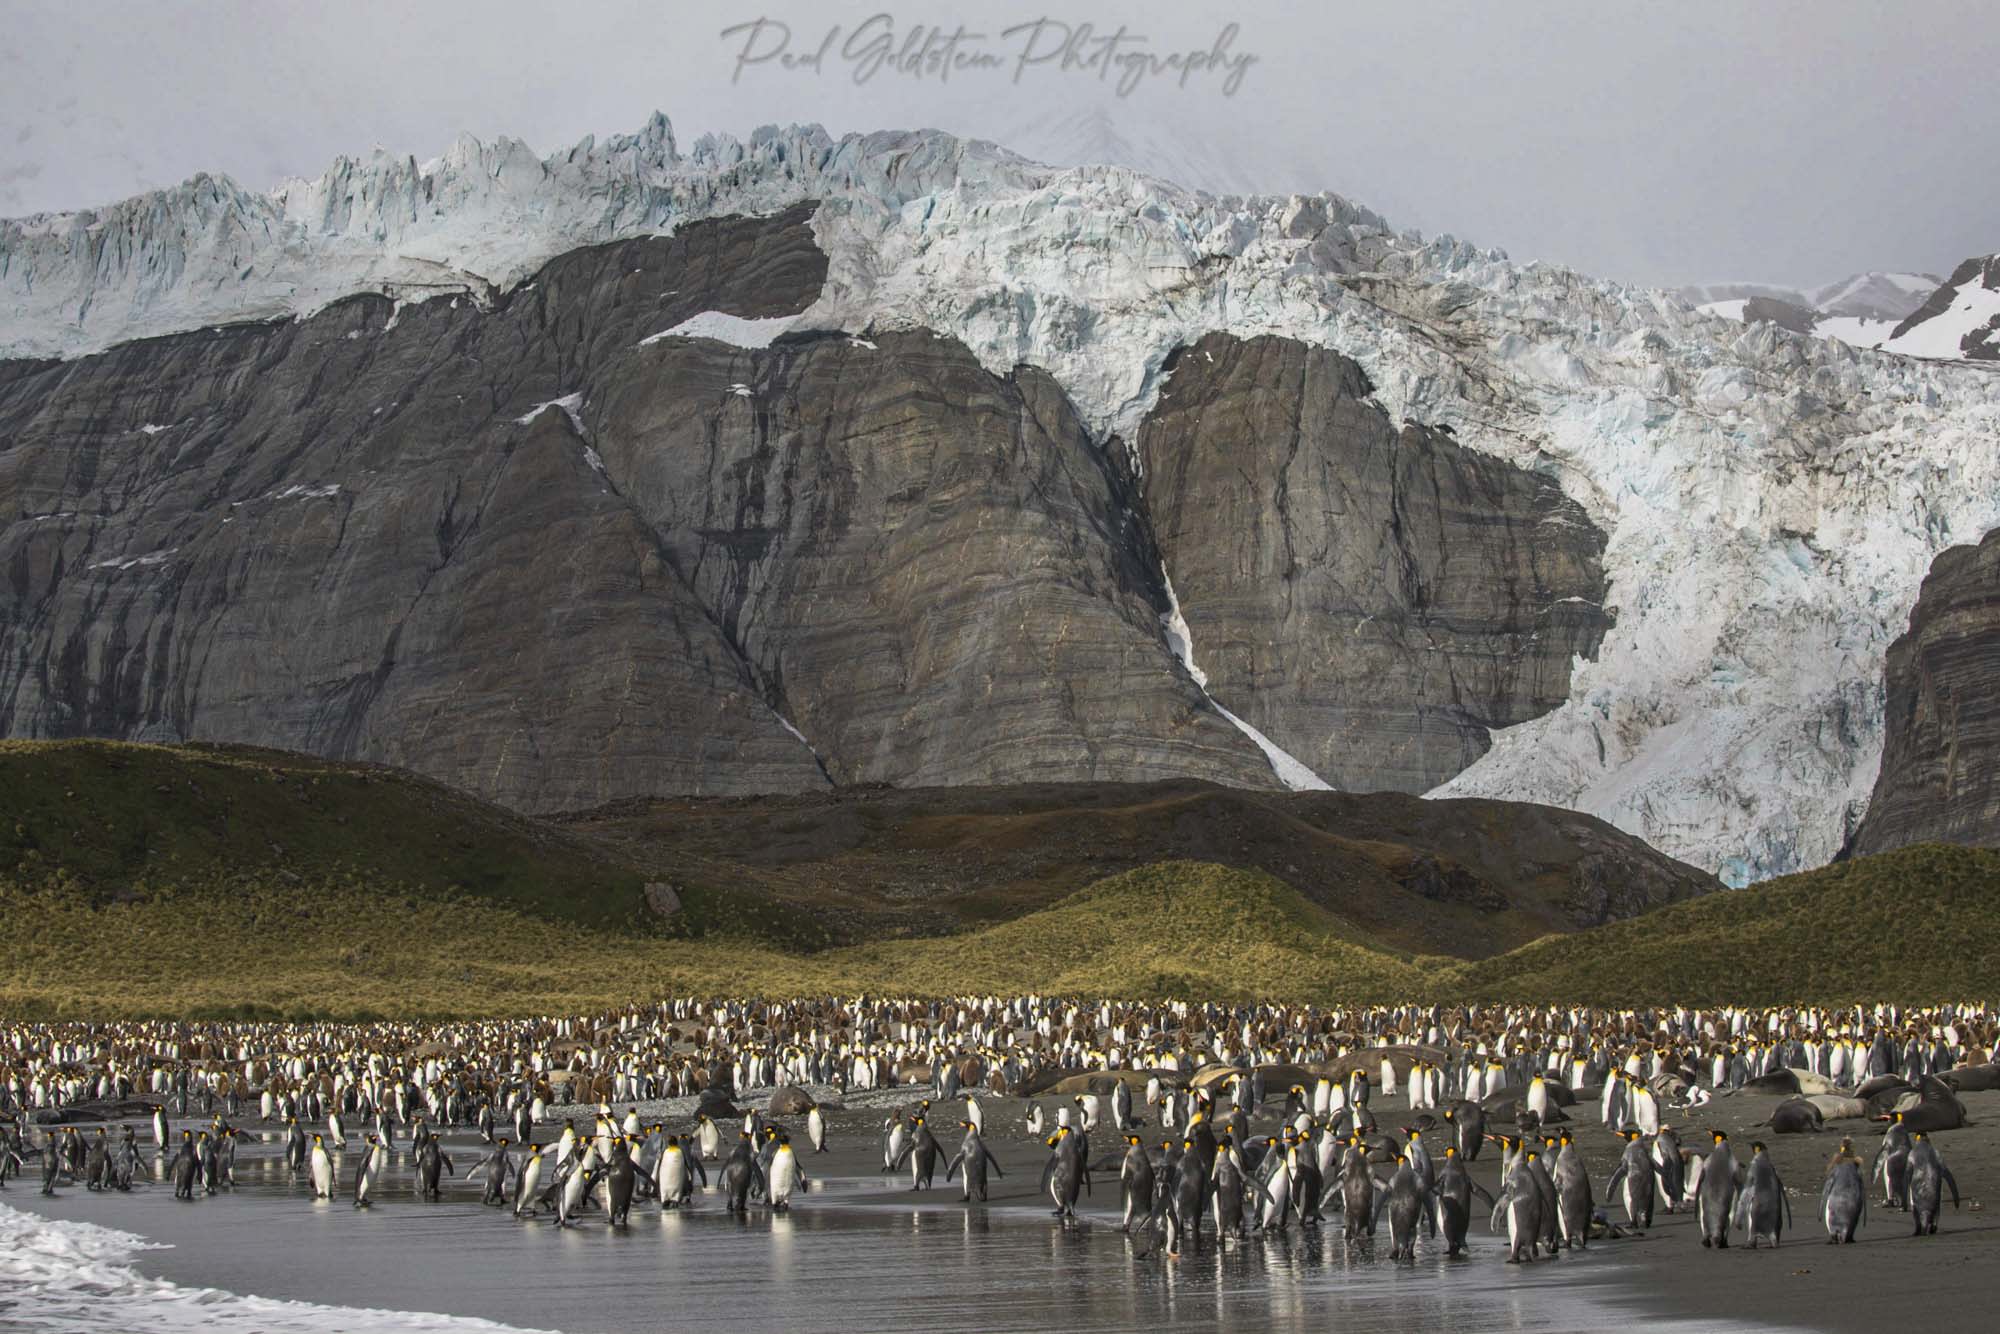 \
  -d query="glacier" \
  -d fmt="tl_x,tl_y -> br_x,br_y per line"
4,111 -> 1999,882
